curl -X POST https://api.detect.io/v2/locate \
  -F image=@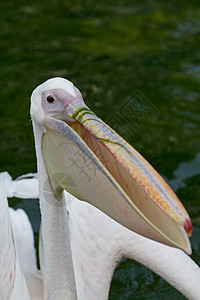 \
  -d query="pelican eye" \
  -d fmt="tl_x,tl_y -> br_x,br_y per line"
47,95 -> 56,104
